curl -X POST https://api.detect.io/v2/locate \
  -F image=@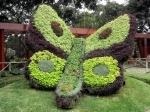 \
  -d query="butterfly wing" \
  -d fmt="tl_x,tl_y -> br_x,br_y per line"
24,4 -> 74,89
85,14 -> 136,63
25,4 -> 74,59
24,4 -> 84,108
83,14 -> 137,95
